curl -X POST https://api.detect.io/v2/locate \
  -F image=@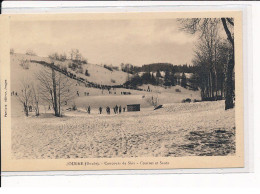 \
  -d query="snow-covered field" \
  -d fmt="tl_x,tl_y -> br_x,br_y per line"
10,53 -> 235,159
11,100 -> 235,159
